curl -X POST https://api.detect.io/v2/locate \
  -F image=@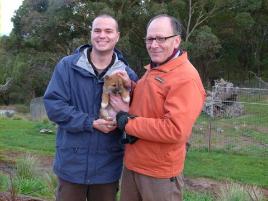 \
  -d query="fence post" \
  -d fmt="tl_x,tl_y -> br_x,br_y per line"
30,97 -> 47,121
208,119 -> 212,152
